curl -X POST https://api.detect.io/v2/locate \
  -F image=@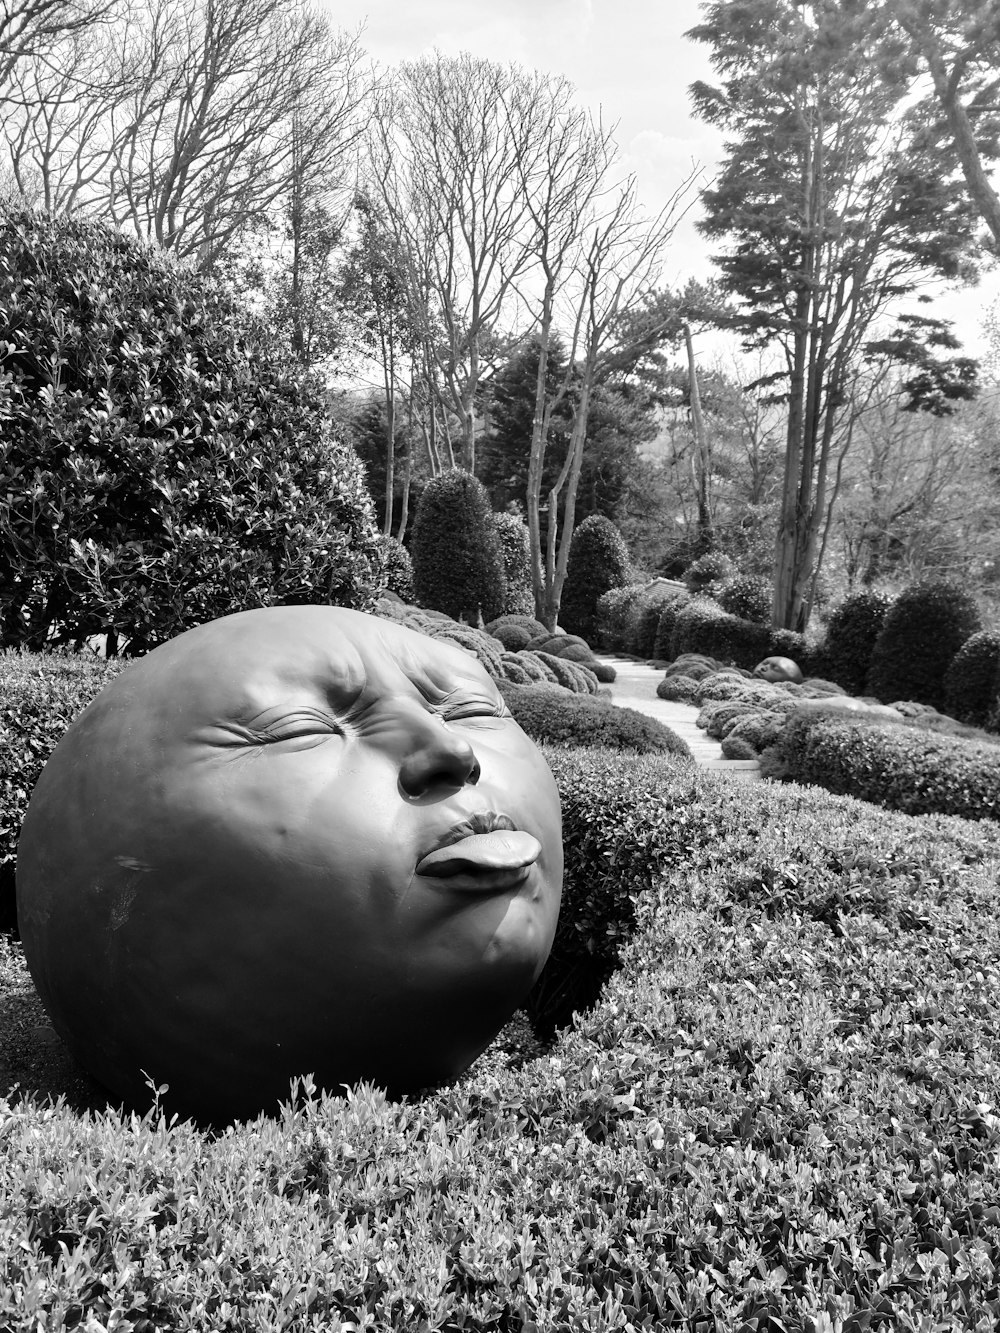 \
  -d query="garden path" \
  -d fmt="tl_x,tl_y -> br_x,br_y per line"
594,655 -> 763,782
